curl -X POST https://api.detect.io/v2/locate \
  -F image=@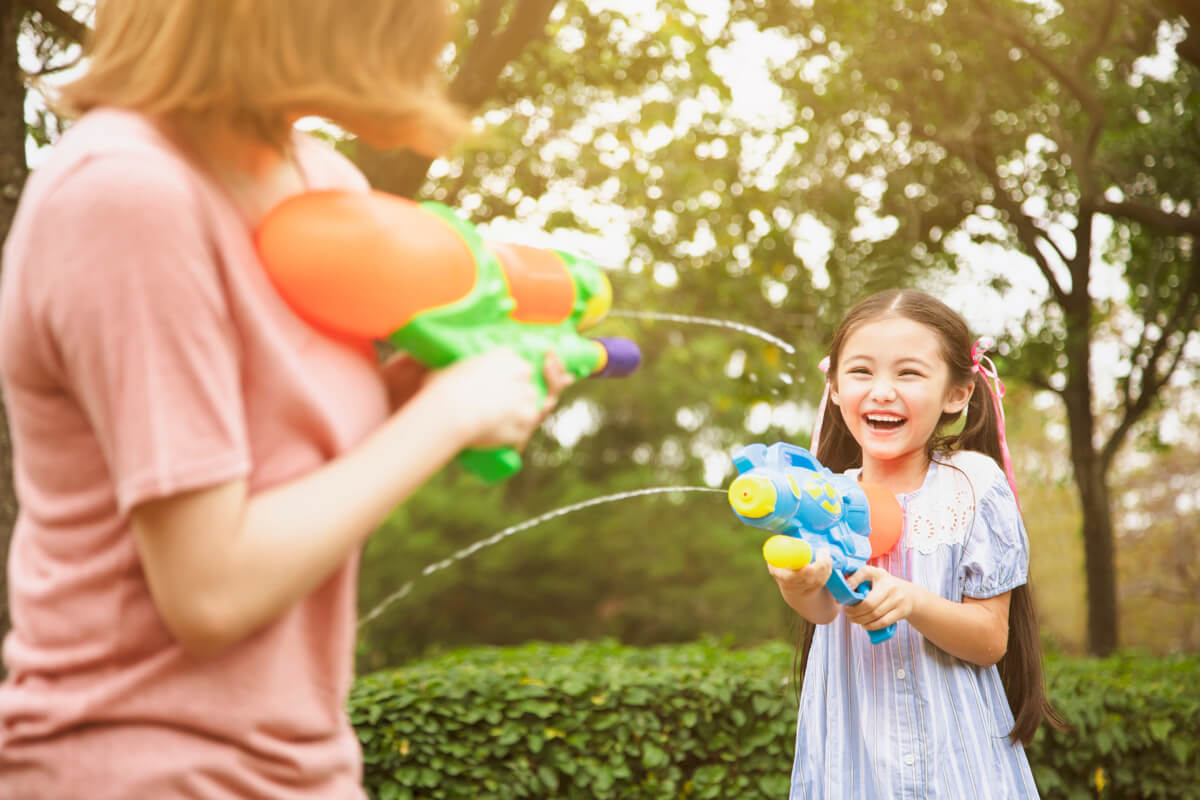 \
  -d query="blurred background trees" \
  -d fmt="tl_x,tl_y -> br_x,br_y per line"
0,0 -> 1196,666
